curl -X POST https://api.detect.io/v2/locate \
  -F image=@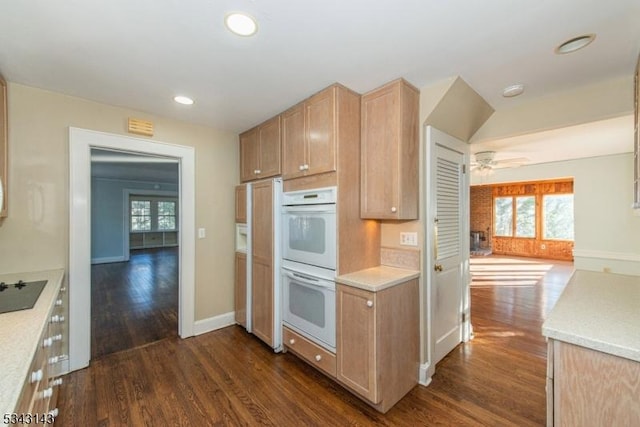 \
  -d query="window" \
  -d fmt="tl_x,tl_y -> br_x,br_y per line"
543,194 -> 574,240
494,196 -> 535,237
157,201 -> 176,231
130,197 -> 178,232
131,200 -> 151,231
